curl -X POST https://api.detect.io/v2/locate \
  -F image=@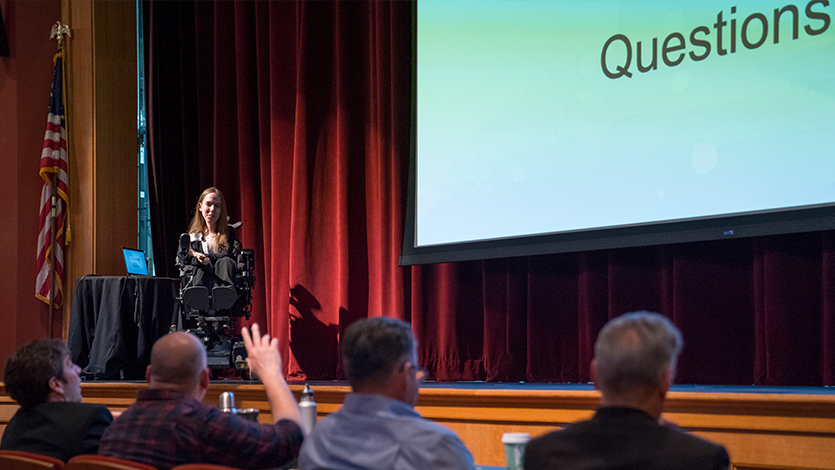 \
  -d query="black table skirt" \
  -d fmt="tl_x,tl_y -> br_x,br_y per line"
68,275 -> 180,380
